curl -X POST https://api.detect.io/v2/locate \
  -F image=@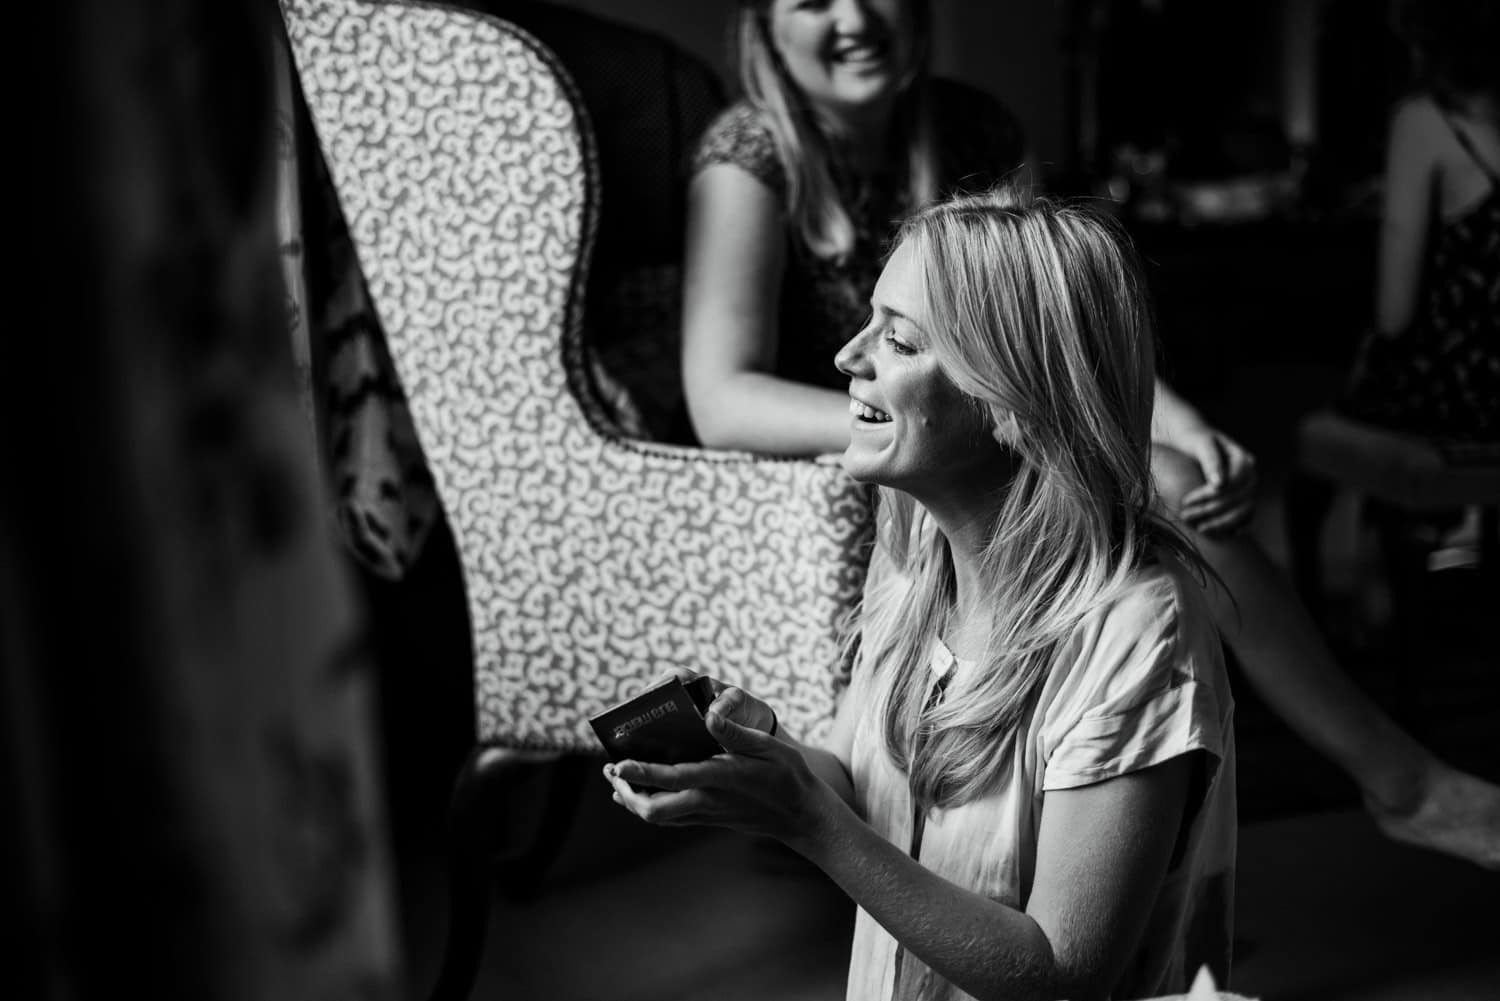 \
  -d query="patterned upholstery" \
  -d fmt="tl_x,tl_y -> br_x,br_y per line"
280,0 -> 873,751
